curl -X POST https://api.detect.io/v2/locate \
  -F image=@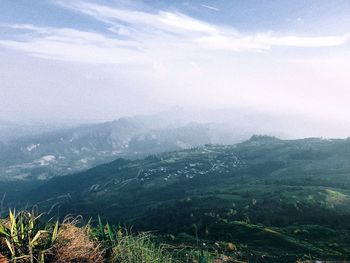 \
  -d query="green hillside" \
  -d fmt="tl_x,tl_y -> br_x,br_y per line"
3,136 -> 350,262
